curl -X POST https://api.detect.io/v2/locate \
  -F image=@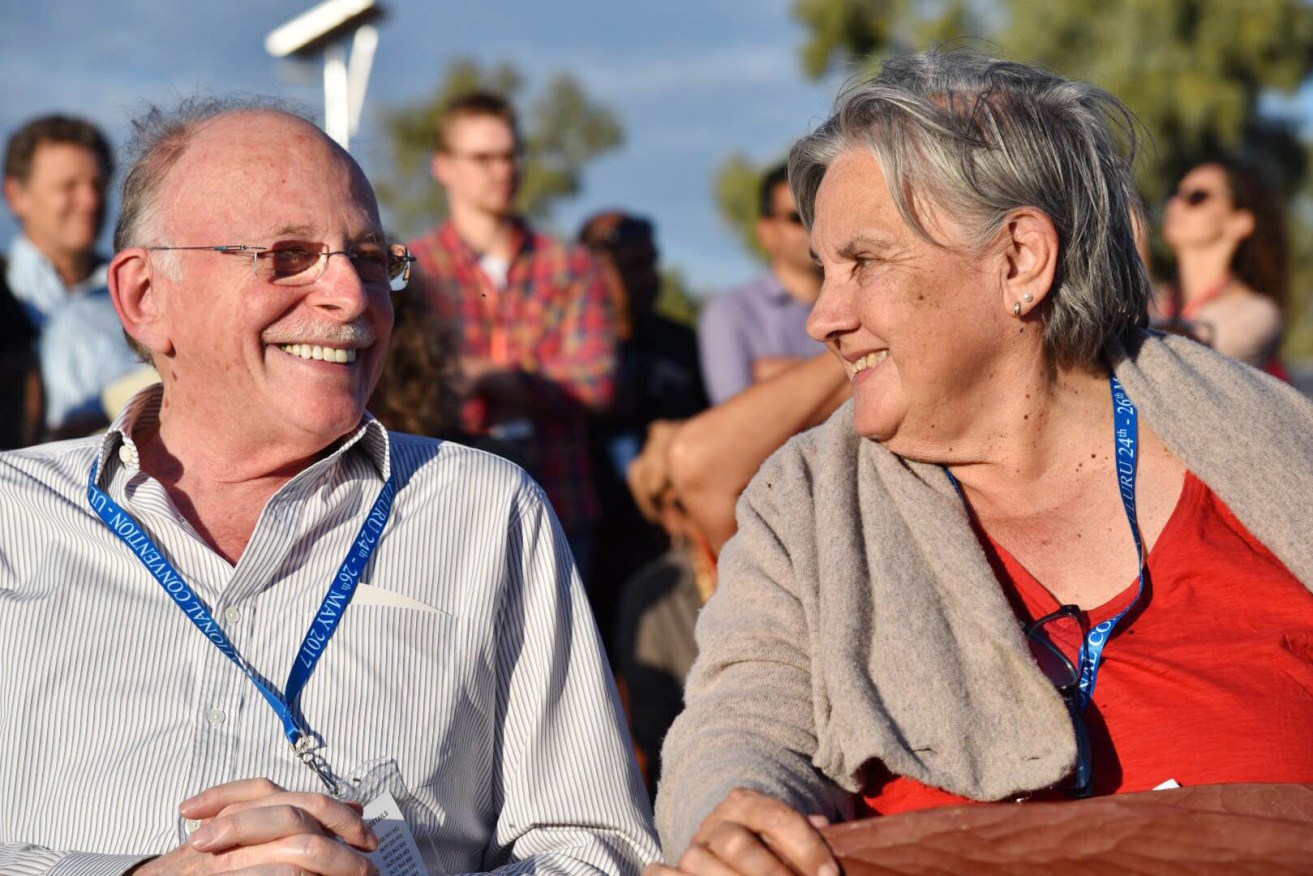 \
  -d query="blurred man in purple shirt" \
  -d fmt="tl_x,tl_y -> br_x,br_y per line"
697,163 -> 823,404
